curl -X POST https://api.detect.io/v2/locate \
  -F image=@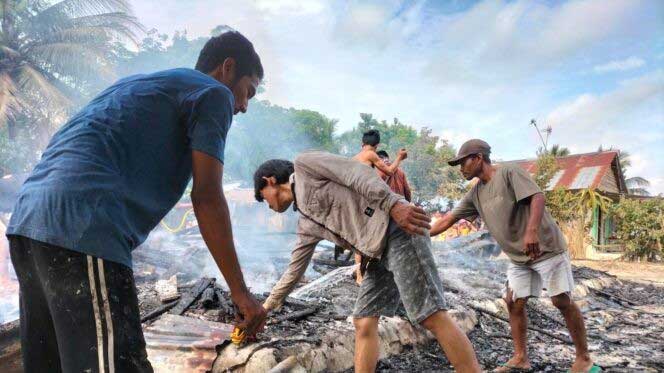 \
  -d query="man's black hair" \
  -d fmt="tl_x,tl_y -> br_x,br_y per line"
481,152 -> 492,164
376,150 -> 389,159
195,30 -> 264,80
253,159 -> 294,202
362,130 -> 380,147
